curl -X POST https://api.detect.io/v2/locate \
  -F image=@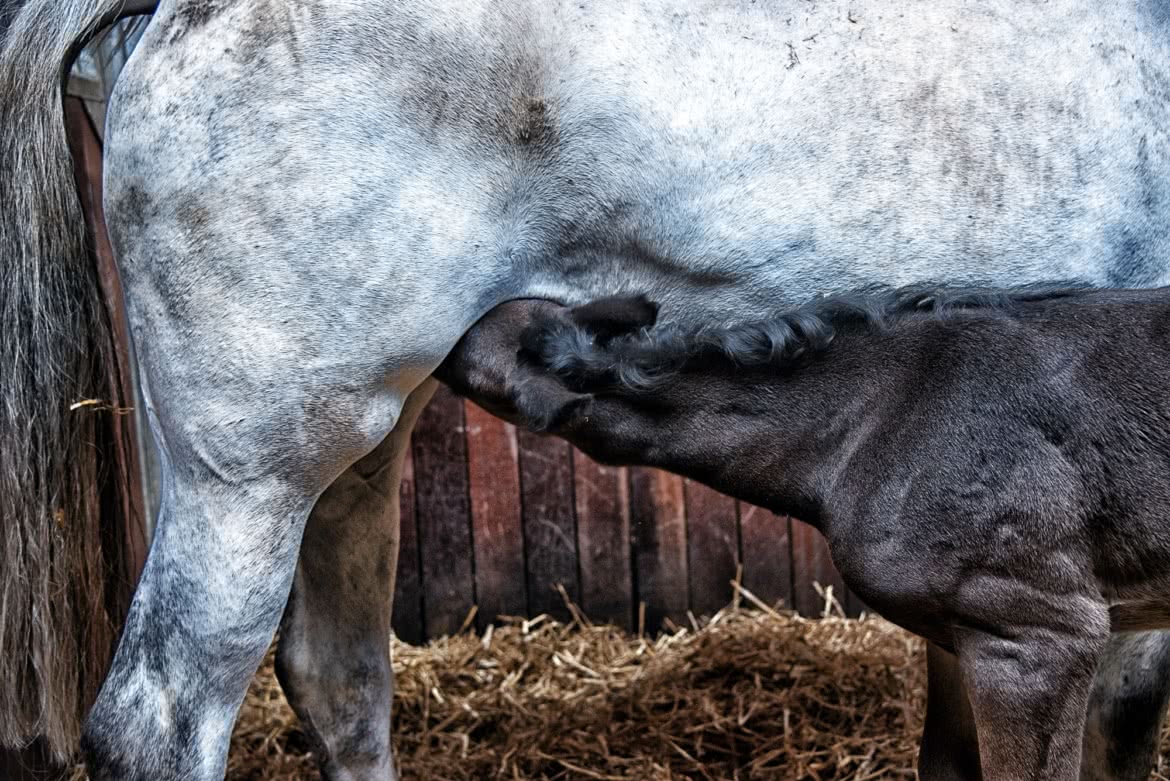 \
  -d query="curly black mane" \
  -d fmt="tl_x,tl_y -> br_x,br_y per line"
525,282 -> 1095,391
